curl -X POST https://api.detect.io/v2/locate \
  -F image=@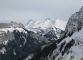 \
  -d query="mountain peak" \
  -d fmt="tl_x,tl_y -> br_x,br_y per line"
65,6 -> 83,36
26,18 -> 66,30
79,6 -> 83,12
54,18 -> 66,30
46,18 -> 51,20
